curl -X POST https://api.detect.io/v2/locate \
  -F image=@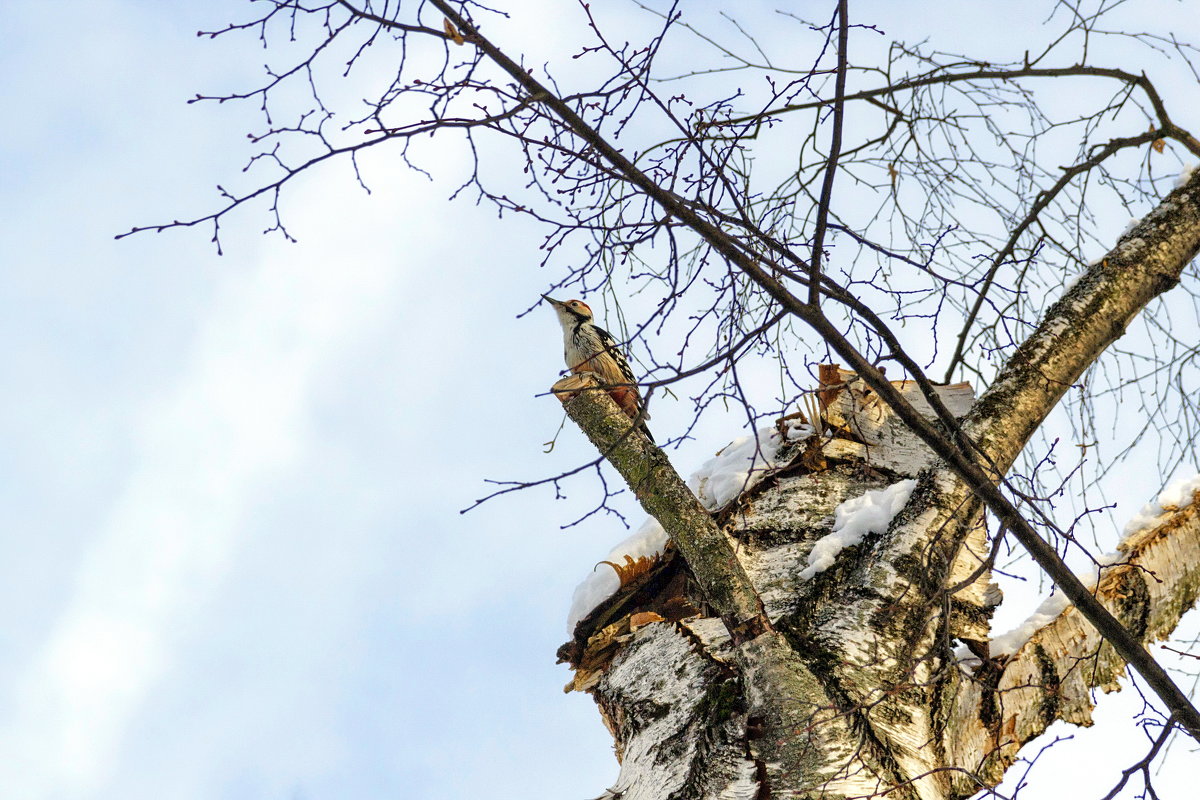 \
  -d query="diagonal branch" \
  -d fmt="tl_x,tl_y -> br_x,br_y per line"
554,376 -> 856,783
966,170 -> 1200,476
555,377 -> 768,635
